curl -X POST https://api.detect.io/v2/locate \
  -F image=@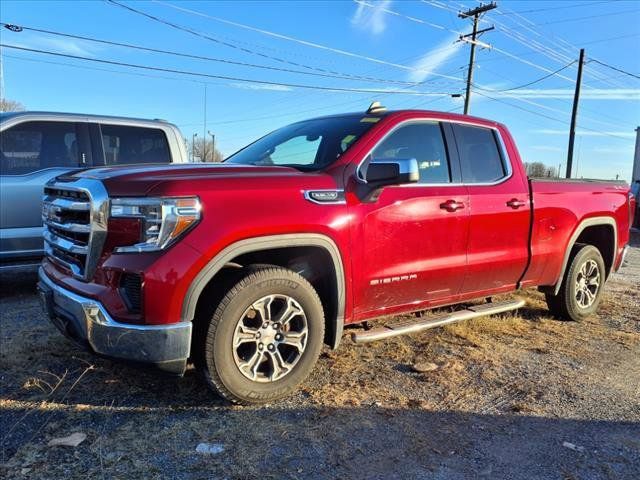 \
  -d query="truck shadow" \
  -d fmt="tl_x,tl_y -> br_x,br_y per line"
2,398 -> 639,479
